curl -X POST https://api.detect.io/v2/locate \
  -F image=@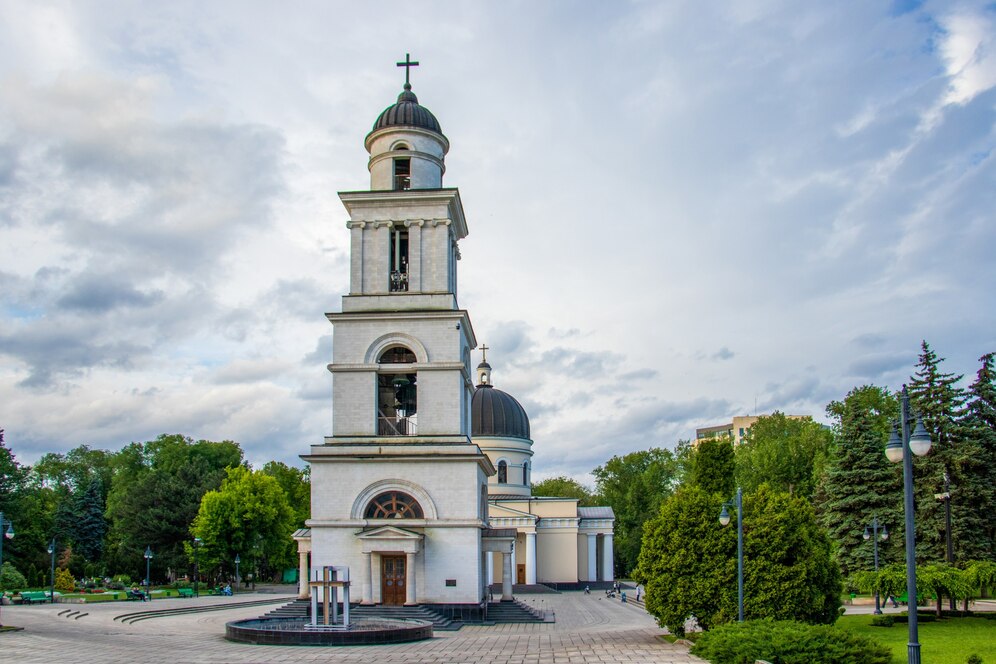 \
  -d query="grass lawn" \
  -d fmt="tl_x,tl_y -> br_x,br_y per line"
837,615 -> 996,664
